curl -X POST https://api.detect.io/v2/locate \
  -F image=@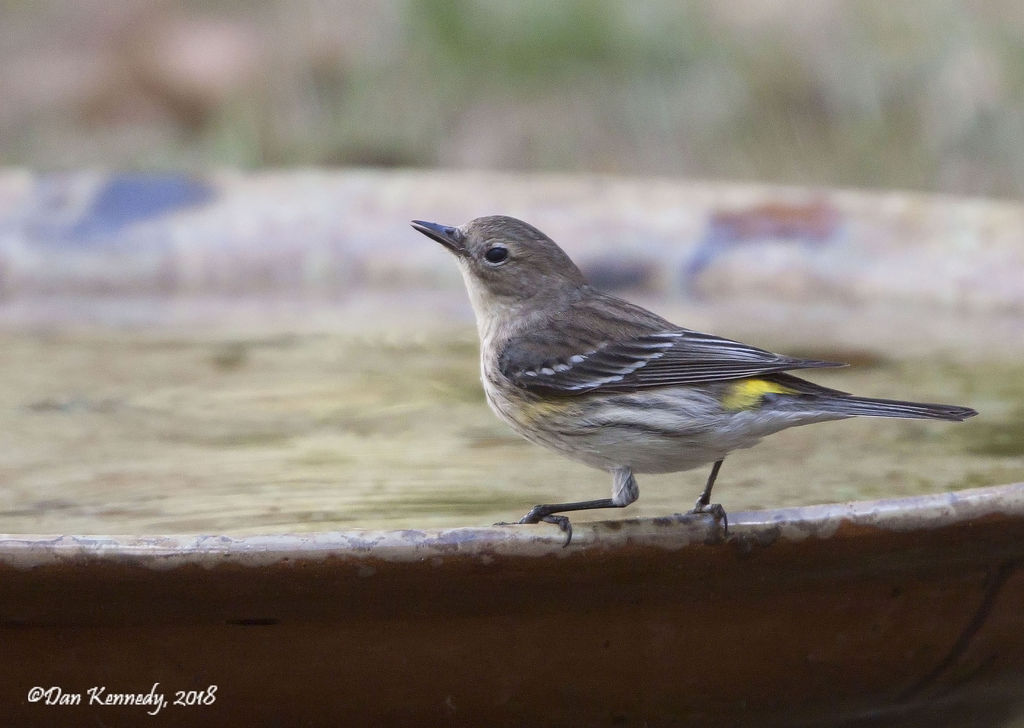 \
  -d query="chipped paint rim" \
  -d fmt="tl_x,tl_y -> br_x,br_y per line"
0,483 -> 1021,571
